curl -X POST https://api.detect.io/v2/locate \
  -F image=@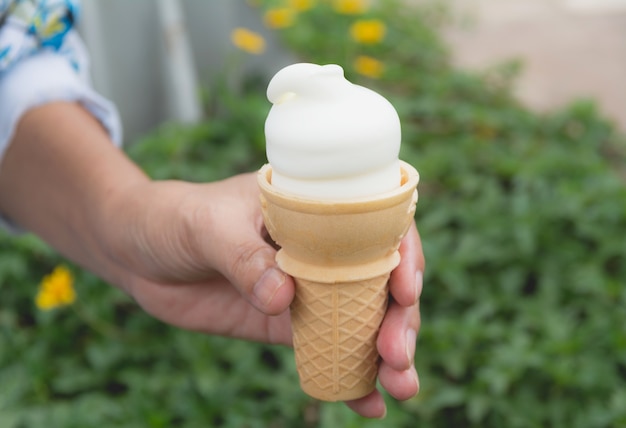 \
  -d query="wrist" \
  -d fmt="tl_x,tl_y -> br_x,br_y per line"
91,178 -> 153,293
97,179 -> 213,292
